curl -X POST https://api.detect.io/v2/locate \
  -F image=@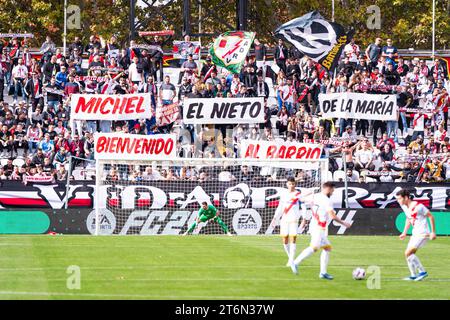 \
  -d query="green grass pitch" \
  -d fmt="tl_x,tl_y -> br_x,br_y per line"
0,235 -> 449,300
